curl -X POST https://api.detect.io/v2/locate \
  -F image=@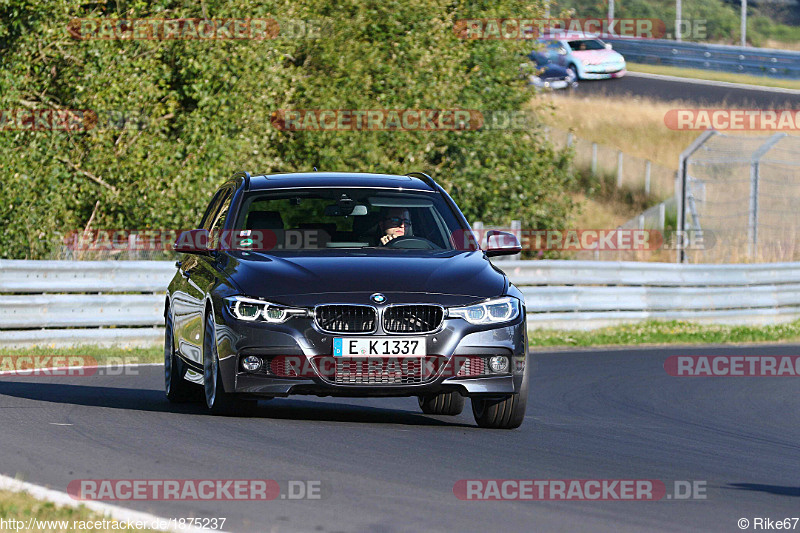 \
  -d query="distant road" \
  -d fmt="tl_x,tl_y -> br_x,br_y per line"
570,71 -> 800,108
